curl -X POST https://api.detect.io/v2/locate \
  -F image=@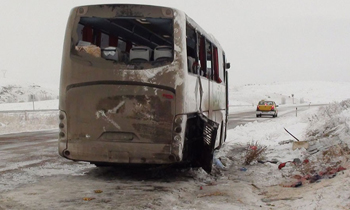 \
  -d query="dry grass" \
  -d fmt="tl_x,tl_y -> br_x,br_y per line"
322,144 -> 350,163
293,143 -> 350,176
244,141 -> 267,165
